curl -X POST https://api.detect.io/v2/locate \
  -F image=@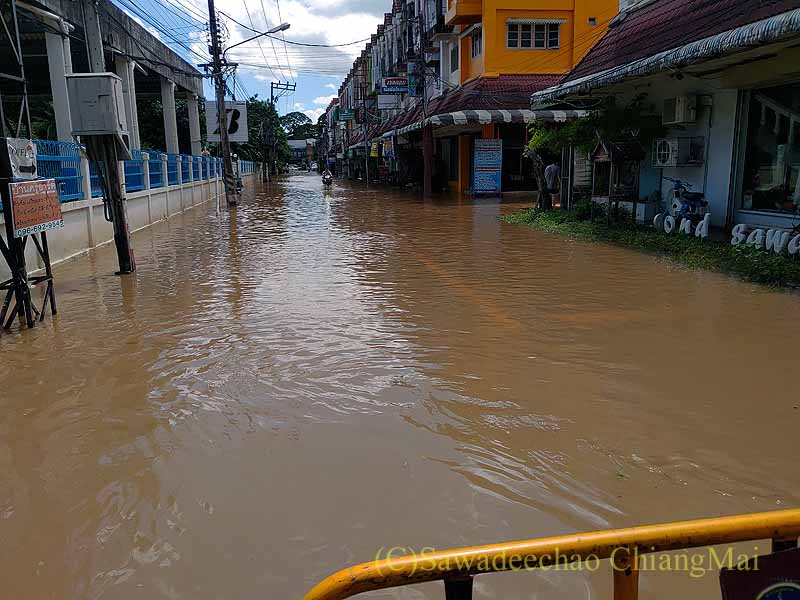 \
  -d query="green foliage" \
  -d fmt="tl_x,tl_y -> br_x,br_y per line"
280,111 -> 319,140
231,96 -> 290,164
528,94 -> 667,155
503,208 -> 800,288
